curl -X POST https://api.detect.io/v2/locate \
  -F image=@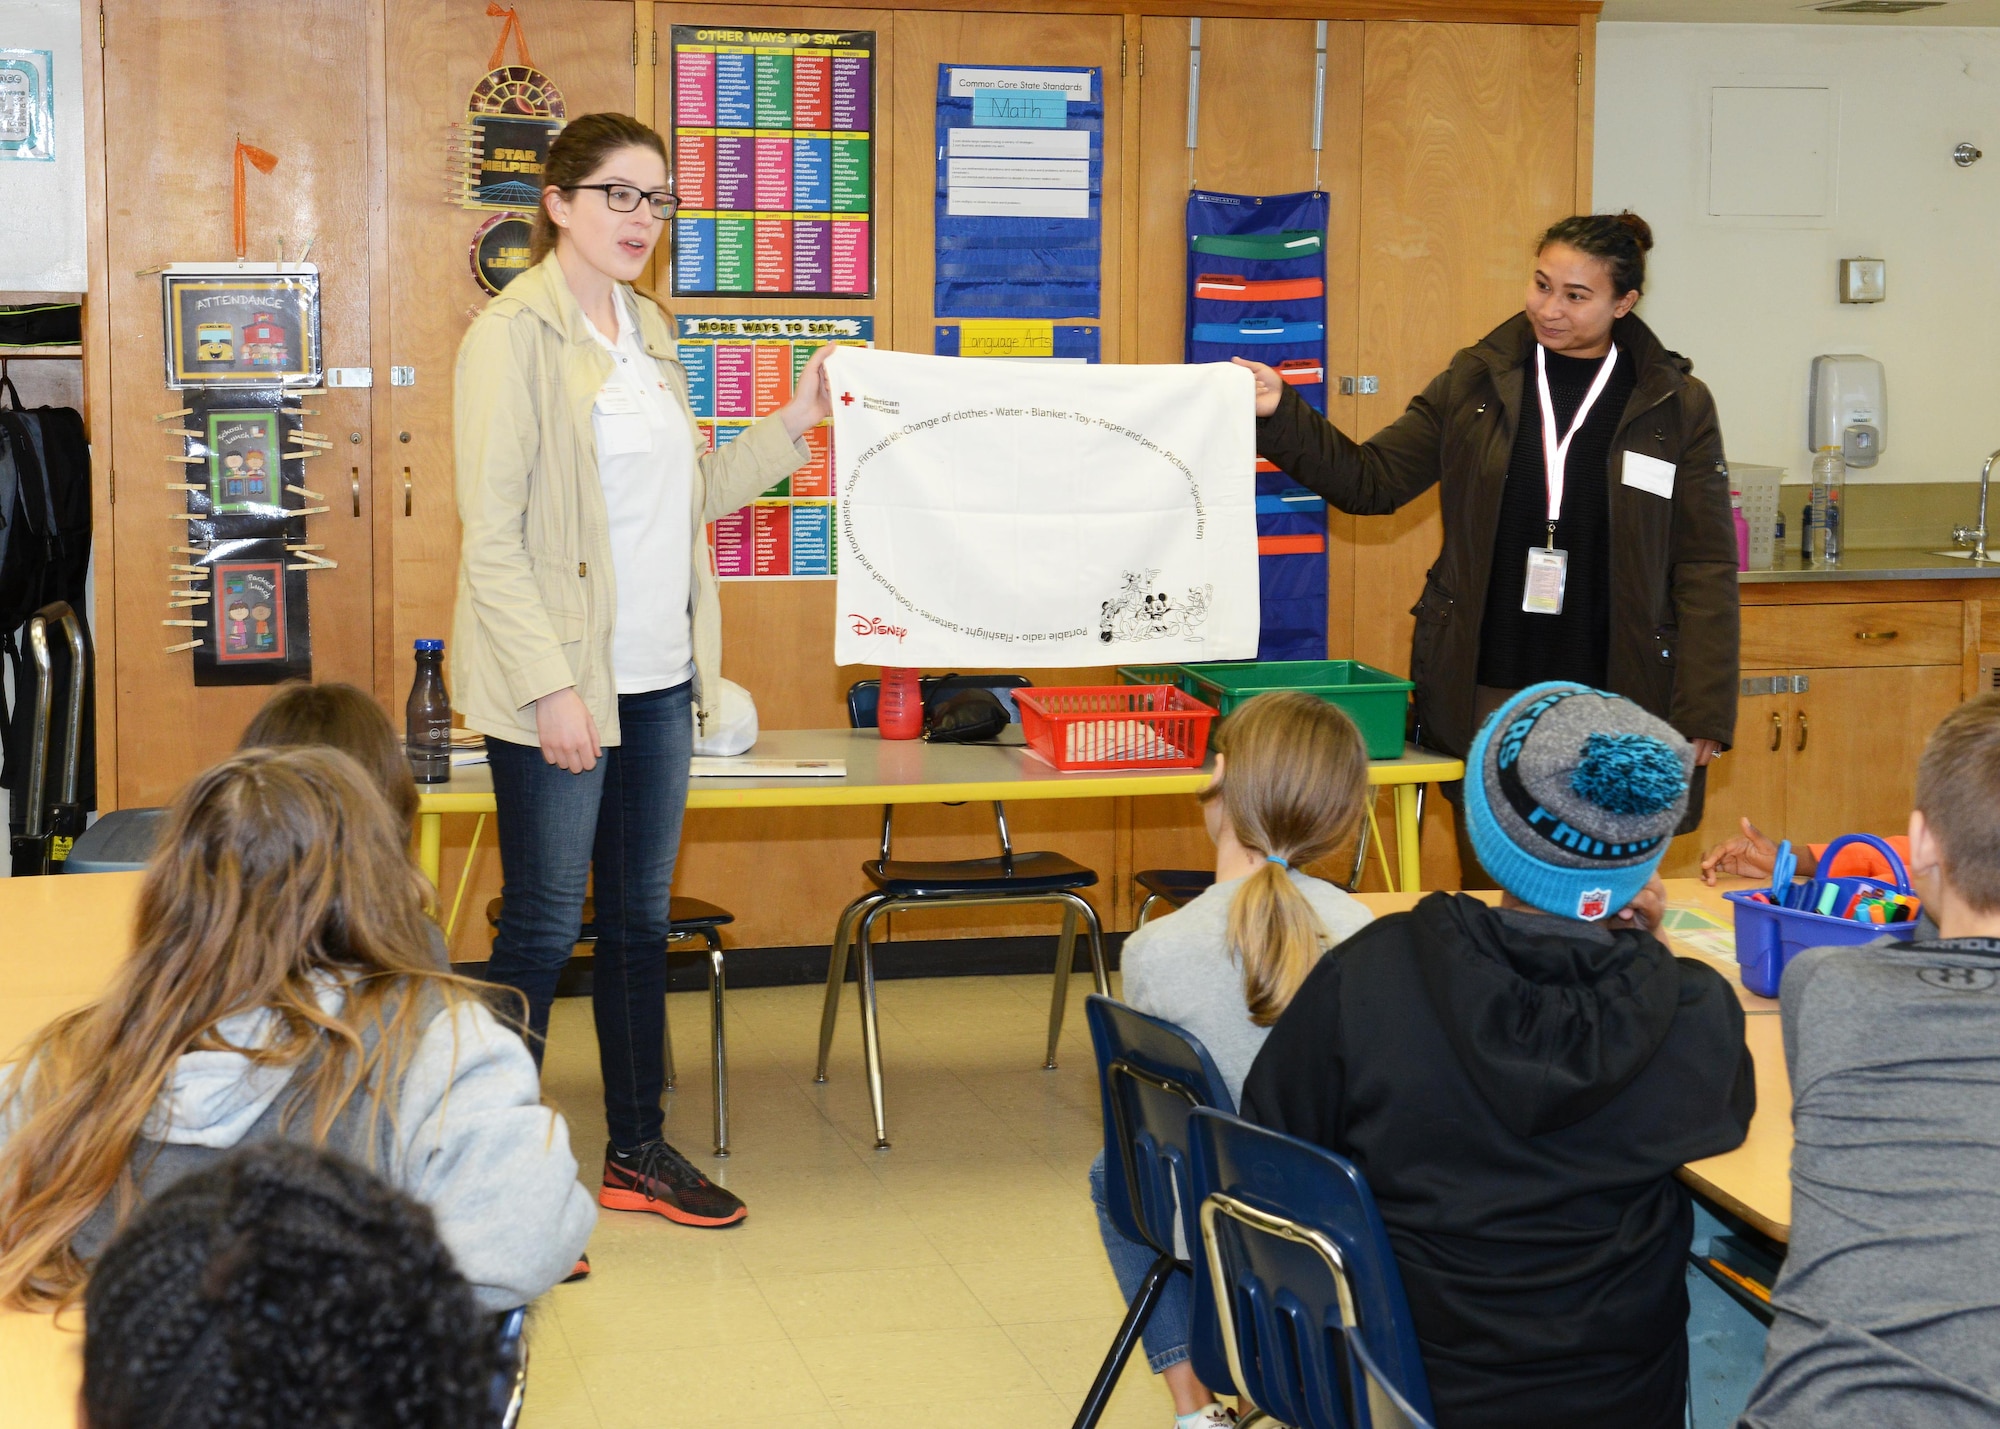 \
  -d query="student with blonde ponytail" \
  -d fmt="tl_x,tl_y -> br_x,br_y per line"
0,747 -> 595,1314
1089,691 -> 1374,1429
